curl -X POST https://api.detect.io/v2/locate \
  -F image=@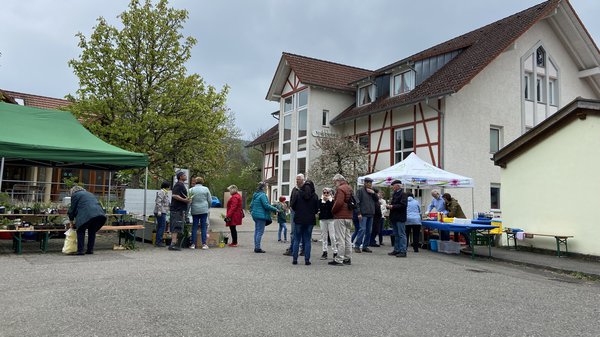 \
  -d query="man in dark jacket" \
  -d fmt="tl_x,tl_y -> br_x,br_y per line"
290,180 -> 319,265
386,180 -> 408,257
354,177 -> 377,253
68,186 -> 107,255
284,173 -> 305,256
